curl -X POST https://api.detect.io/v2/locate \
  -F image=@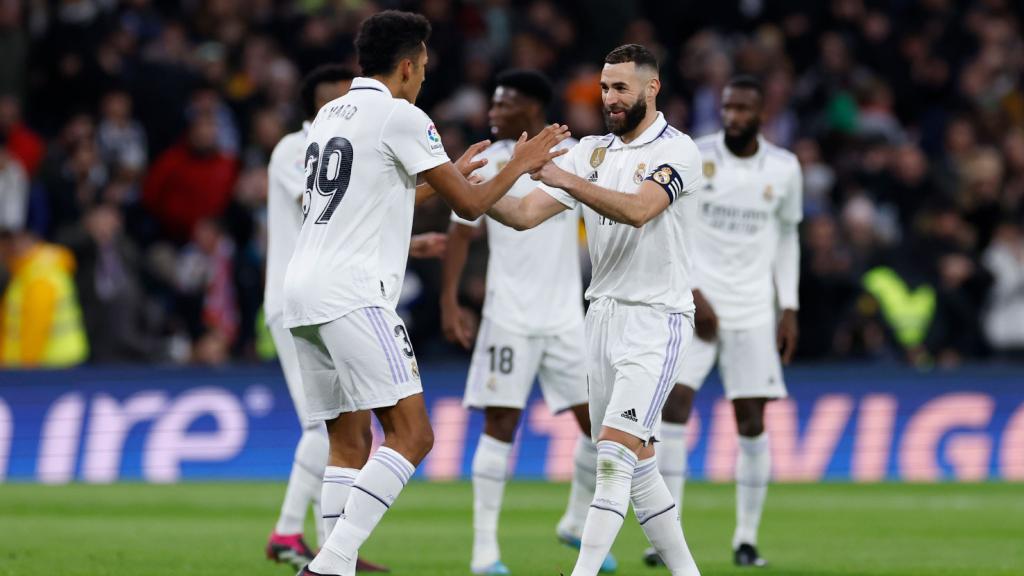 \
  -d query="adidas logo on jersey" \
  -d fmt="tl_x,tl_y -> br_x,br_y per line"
620,408 -> 638,422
